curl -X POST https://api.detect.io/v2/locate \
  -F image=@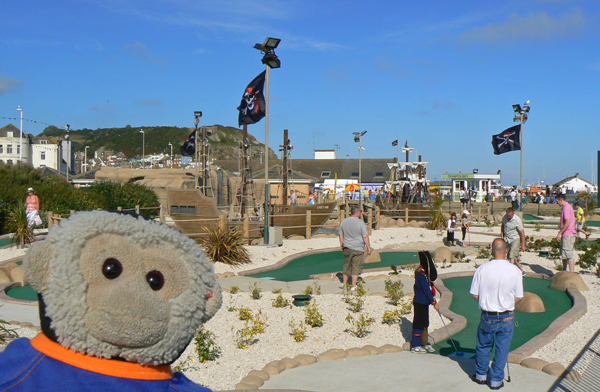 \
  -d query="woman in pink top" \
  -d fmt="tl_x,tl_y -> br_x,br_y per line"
25,187 -> 41,227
